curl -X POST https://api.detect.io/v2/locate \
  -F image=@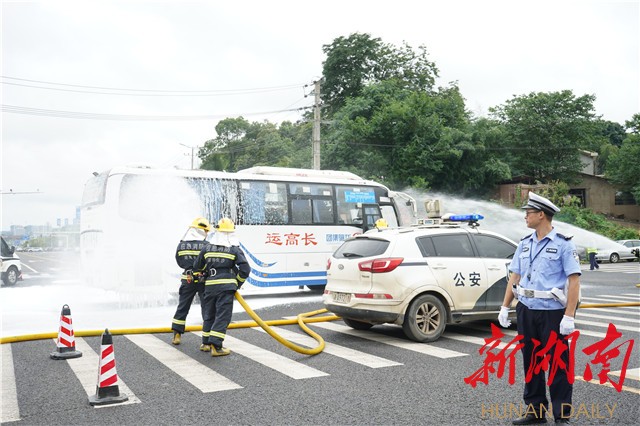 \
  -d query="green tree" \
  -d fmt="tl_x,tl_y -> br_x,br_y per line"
321,33 -> 438,117
605,133 -> 640,202
490,90 -> 598,184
